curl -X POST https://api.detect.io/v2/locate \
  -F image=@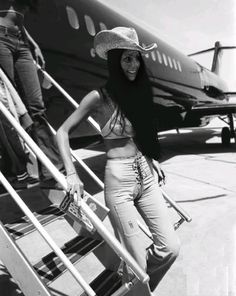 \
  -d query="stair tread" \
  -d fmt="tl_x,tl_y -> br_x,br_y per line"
89,269 -> 122,296
4,206 -> 65,239
34,235 -> 103,284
